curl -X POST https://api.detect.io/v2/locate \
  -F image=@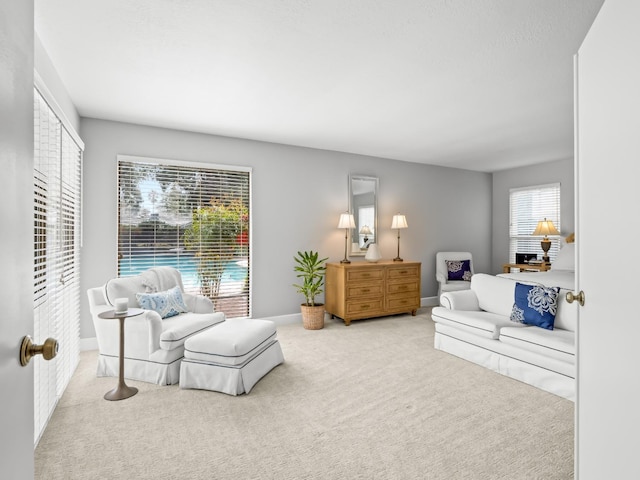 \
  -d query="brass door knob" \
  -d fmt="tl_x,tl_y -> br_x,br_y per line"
566,291 -> 585,306
20,336 -> 58,366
